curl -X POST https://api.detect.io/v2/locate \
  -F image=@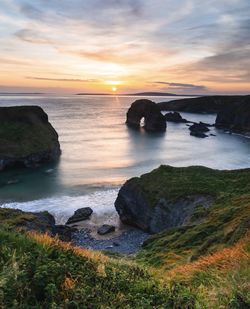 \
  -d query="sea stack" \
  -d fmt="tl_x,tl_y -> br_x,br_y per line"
126,99 -> 166,132
0,106 -> 61,171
